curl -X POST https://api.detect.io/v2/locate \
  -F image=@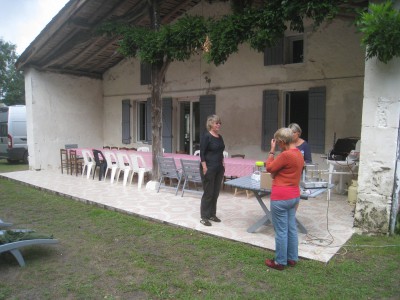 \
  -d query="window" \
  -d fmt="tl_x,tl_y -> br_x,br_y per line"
137,101 -> 148,141
261,87 -> 326,154
140,62 -> 151,85
287,36 -> 304,64
264,35 -> 304,66
0,123 -> 7,137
